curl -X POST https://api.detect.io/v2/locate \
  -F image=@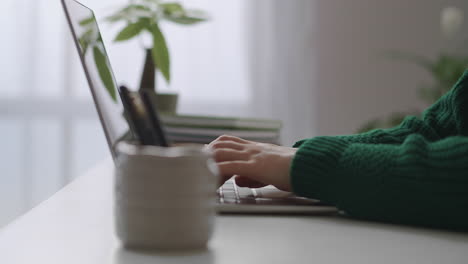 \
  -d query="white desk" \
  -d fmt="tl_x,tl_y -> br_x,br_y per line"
1,159 -> 467,264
